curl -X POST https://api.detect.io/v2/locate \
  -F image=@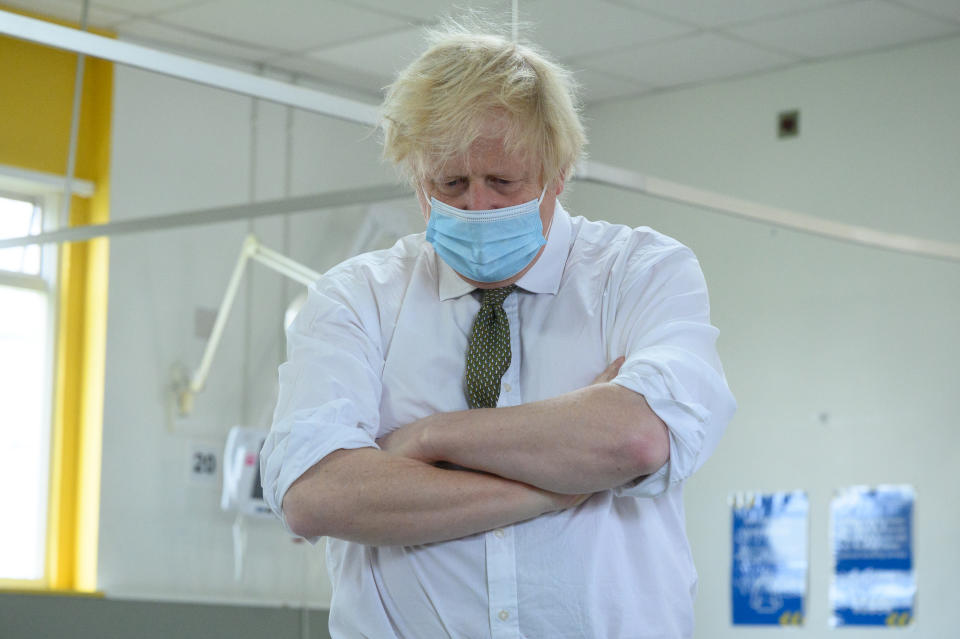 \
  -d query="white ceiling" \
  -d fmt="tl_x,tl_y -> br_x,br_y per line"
7,0 -> 960,104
